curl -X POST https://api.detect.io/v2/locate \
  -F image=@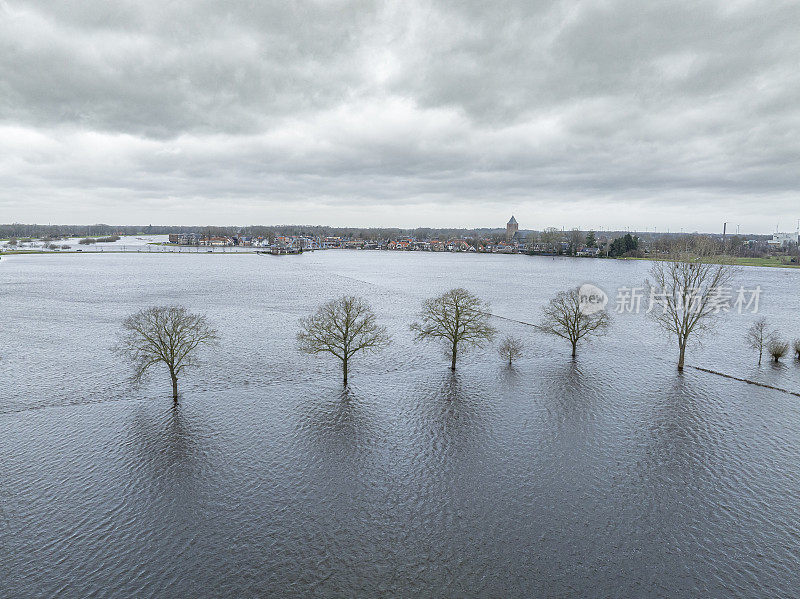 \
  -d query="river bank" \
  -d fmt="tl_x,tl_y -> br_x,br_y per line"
4,247 -> 800,270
